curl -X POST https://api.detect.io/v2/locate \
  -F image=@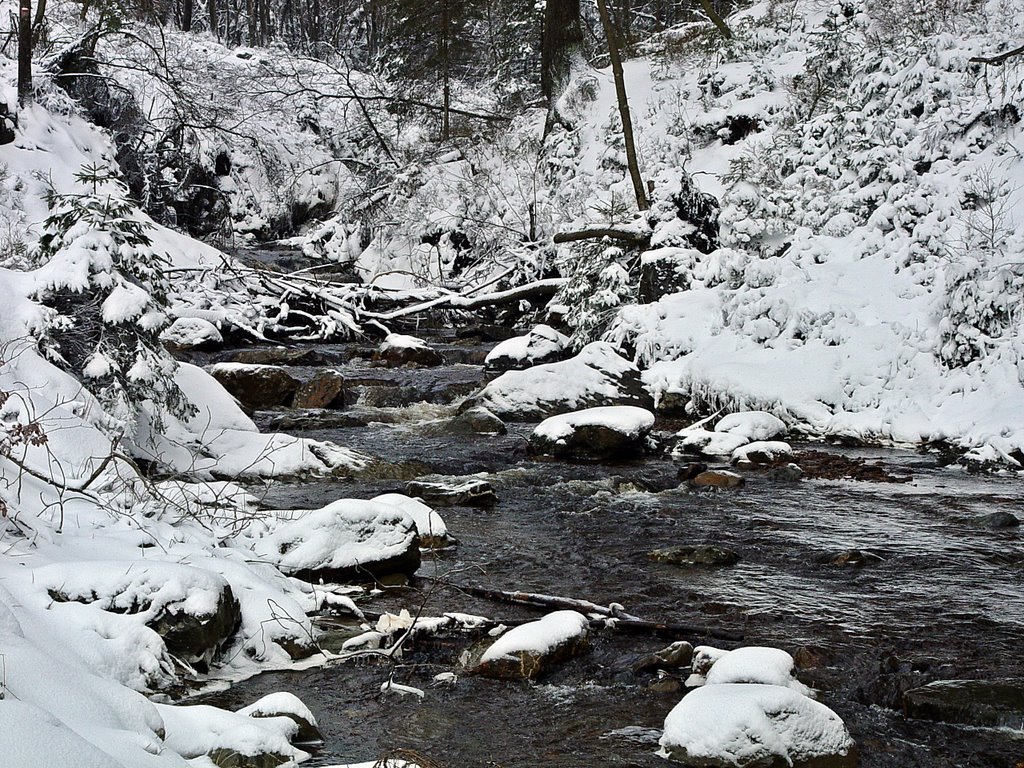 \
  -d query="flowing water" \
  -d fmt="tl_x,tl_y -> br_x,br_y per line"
196,333 -> 1024,768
